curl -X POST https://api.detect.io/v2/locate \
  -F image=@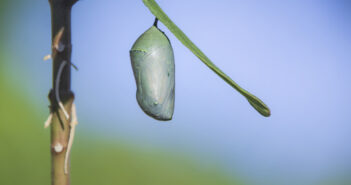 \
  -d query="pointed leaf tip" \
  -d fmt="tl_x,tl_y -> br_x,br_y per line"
246,95 -> 271,117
